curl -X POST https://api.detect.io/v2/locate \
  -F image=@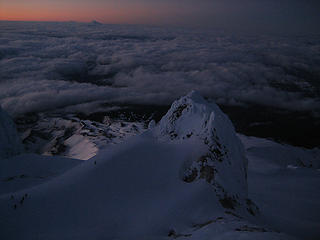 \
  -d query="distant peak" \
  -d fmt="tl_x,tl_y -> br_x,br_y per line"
90,20 -> 102,25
